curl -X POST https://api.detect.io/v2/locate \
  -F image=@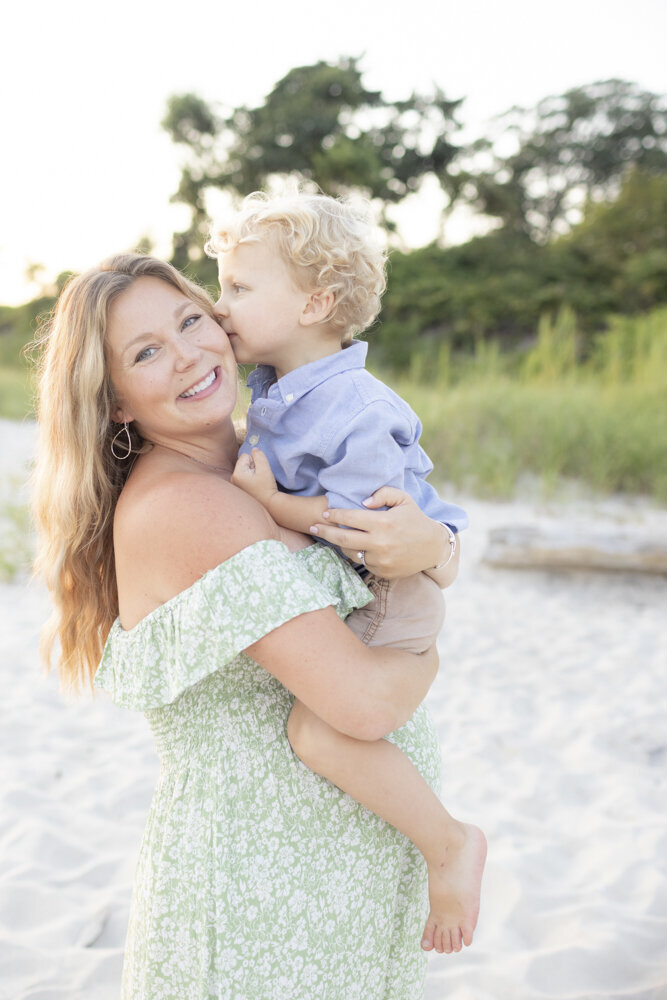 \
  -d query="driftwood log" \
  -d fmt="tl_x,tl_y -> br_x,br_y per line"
483,525 -> 667,575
